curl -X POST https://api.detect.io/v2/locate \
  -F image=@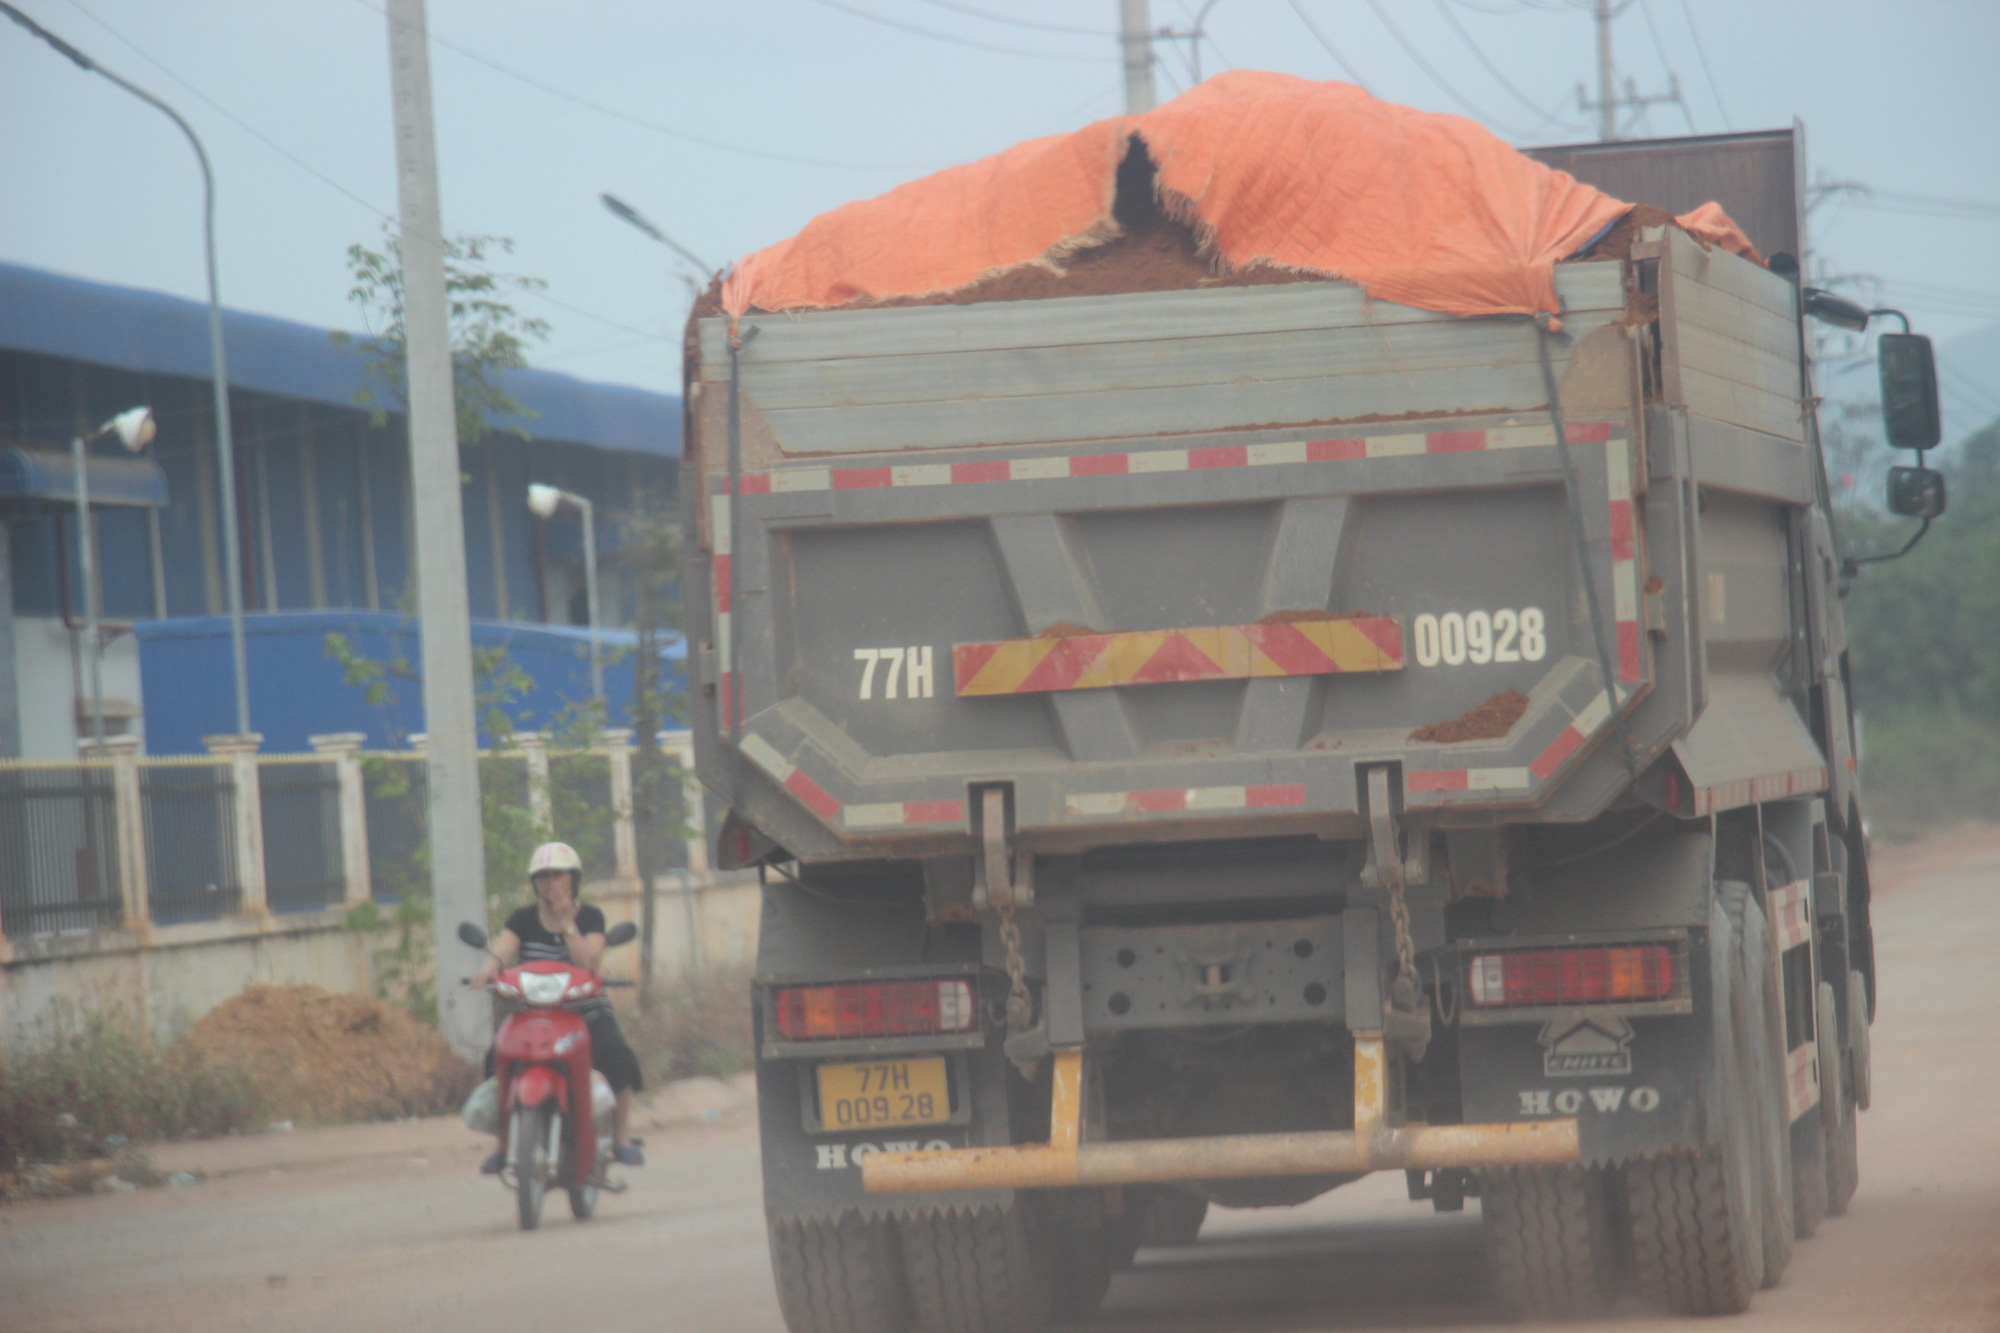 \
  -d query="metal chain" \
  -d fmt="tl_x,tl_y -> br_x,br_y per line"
997,899 -> 1033,1032
1386,874 -> 1418,987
